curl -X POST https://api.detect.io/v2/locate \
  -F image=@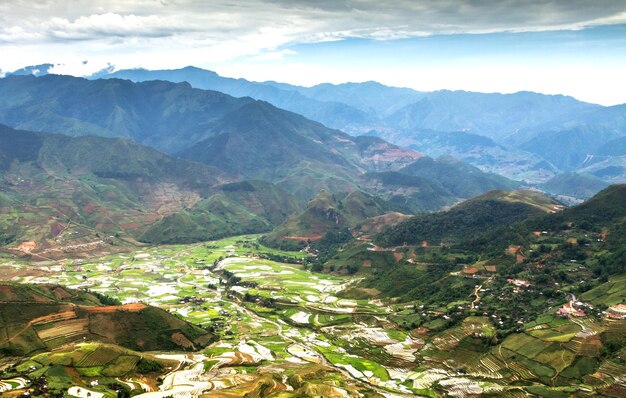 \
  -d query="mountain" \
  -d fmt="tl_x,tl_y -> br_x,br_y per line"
261,157 -> 520,250
0,125 -> 298,250
352,212 -> 412,237
375,190 -> 560,247
91,66 -> 375,134
0,74 -> 421,201
385,90 -> 599,140
0,74 -> 252,153
390,129 -> 558,182
266,80 -> 425,118
93,67 -> 600,139
596,135 -> 626,157
176,100 -> 421,199
542,184 -> 626,227
574,136 -> 626,183
0,283 -> 214,355
520,125 -> 624,171
7,63 -> 55,76
399,156 -> 519,198
358,171 -> 457,212
359,155 -> 519,212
